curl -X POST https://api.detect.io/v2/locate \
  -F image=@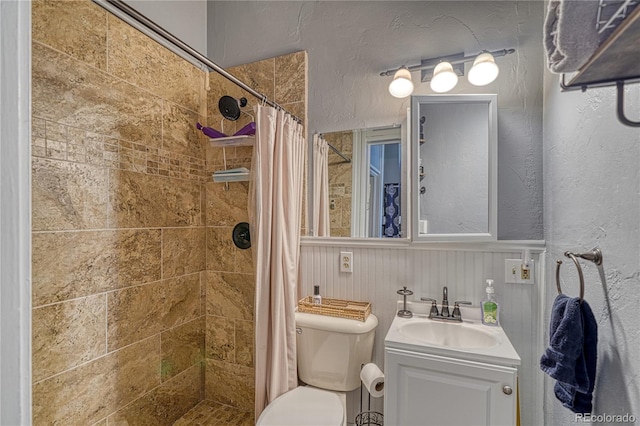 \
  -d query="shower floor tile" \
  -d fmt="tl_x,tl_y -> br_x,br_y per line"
173,400 -> 254,426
